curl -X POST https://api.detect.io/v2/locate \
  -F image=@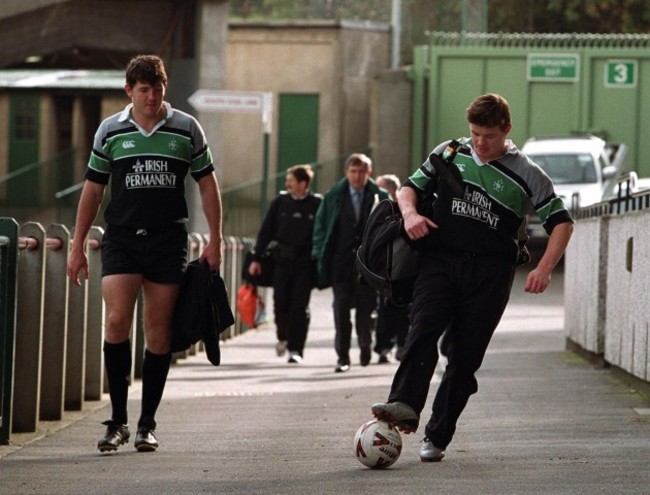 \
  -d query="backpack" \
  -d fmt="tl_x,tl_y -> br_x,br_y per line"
354,144 -> 457,305
355,198 -> 421,306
